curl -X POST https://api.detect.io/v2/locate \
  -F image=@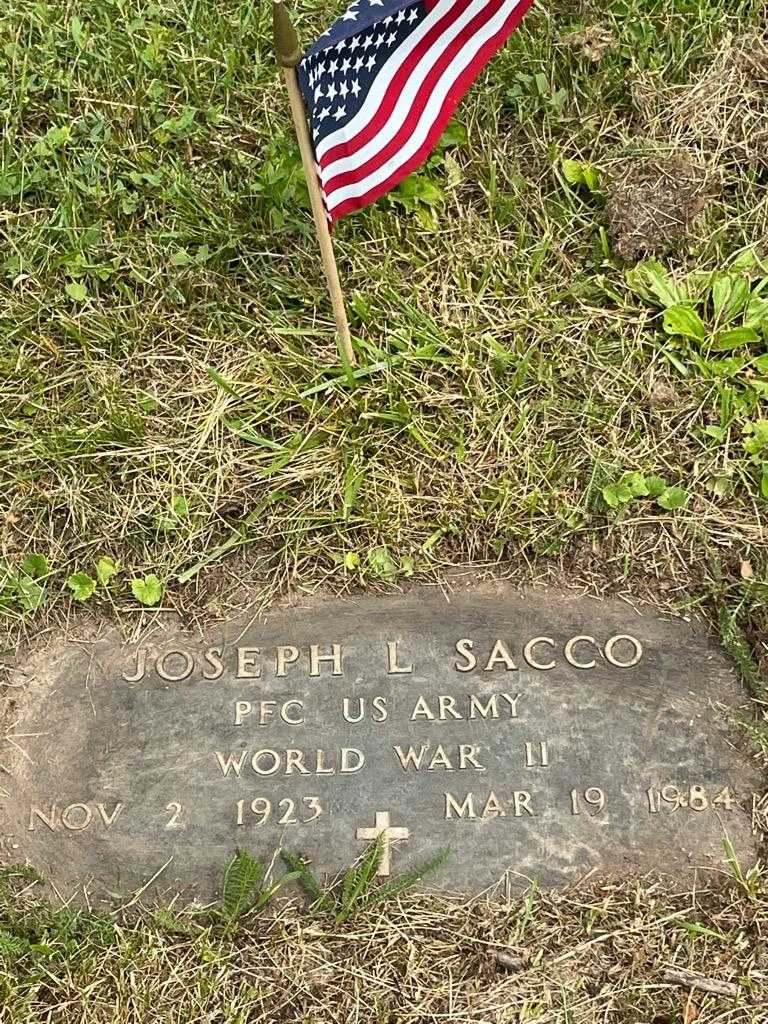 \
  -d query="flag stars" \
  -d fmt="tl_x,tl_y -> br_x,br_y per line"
305,0 -> 429,145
